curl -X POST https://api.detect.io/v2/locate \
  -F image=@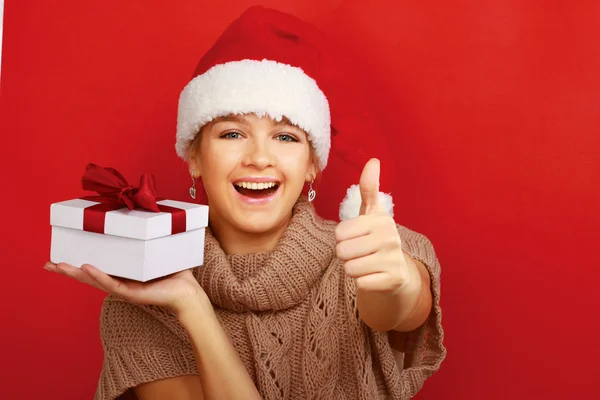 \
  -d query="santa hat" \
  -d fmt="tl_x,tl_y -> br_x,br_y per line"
176,6 -> 393,221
